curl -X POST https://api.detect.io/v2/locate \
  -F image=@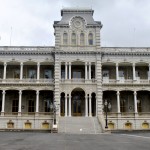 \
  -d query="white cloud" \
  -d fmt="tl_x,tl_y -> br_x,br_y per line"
0,0 -> 150,47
